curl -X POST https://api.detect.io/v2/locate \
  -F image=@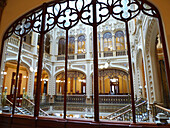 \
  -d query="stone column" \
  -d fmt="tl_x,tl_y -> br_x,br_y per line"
50,39 -> 56,61
97,37 -> 100,58
86,27 -> 90,59
27,58 -> 36,99
75,38 -> 78,59
112,34 -> 116,56
27,71 -> 35,99
48,63 -> 55,96
32,32 -> 38,55
100,35 -> 104,58
86,62 -> 92,101
56,39 -> 58,56
124,32 -> 127,50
